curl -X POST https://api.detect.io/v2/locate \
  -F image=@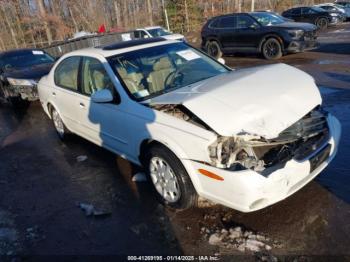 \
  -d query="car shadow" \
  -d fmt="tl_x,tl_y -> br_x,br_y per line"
312,42 -> 350,55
